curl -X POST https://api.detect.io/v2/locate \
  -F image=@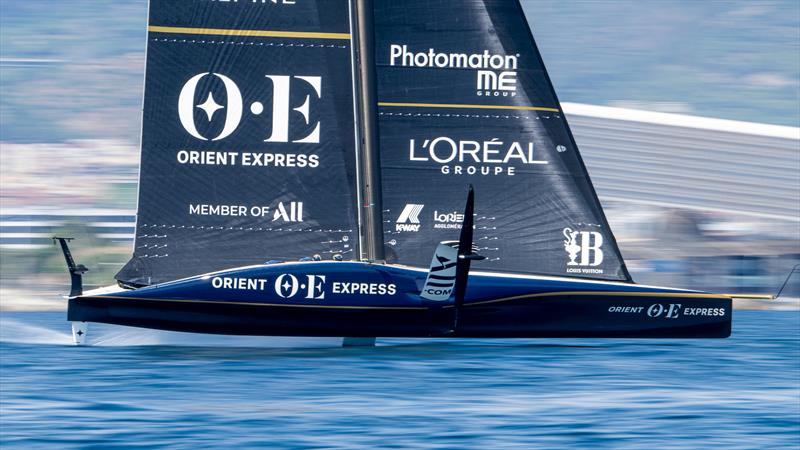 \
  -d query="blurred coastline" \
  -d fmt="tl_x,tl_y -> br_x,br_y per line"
1,108 -> 797,312
1,0 -> 798,311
